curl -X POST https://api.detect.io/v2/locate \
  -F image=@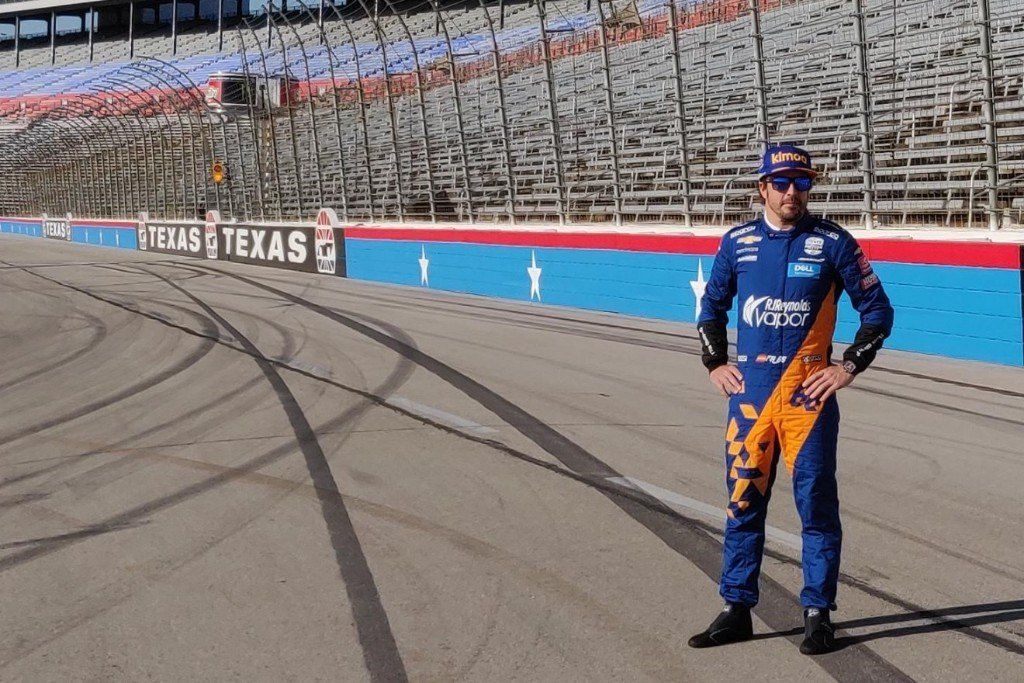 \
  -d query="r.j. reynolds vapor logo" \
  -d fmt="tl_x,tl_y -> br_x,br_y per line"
771,151 -> 809,166
742,296 -> 812,328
